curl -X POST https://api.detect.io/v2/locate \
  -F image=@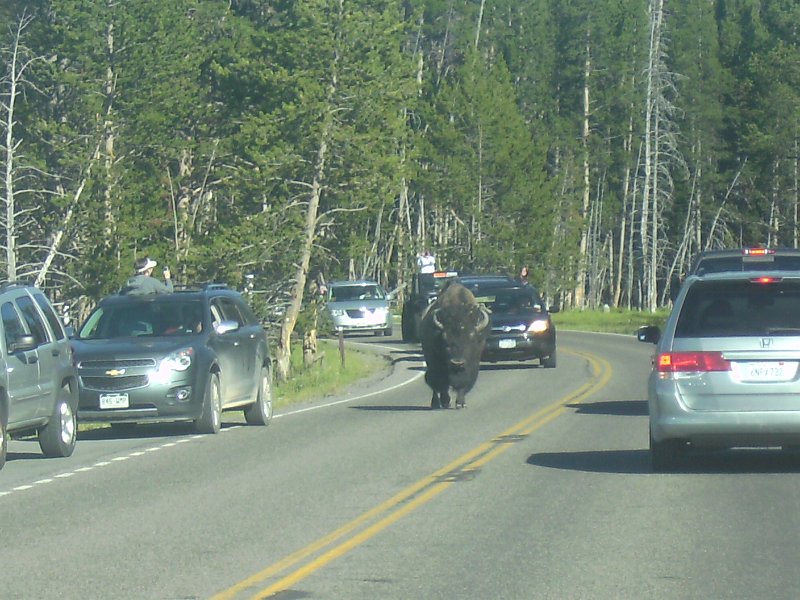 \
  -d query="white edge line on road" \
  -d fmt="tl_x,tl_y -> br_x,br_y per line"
275,360 -> 425,418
